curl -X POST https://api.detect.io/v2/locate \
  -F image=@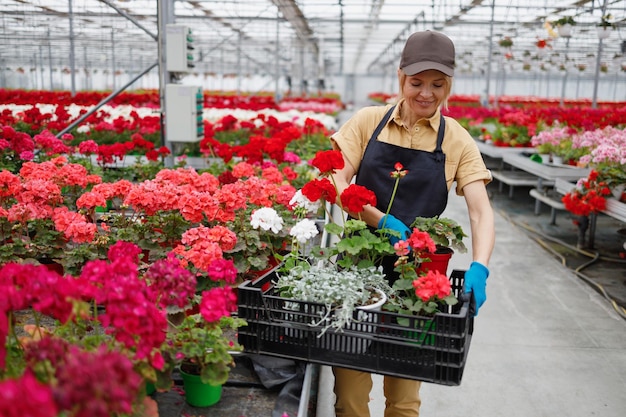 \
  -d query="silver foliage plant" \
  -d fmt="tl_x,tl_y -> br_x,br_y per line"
274,263 -> 393,335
